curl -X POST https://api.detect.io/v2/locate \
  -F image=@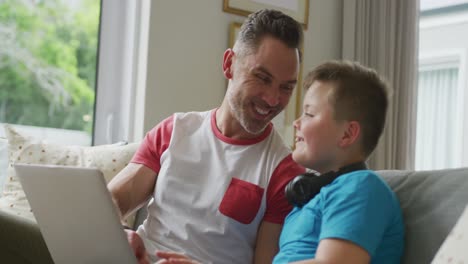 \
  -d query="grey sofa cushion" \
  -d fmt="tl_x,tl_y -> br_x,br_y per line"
378,168 -> 468,264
